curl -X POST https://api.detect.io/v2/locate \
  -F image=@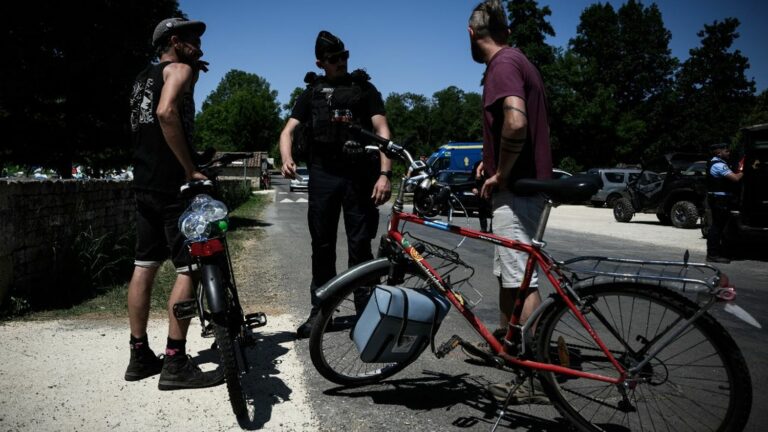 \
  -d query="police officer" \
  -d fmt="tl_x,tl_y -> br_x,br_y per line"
279,30 -> 393,338
706,142 -> 743,263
